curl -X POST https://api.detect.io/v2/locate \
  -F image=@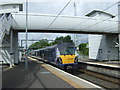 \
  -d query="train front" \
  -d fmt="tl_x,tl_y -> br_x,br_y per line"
57,43 -> 78,71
